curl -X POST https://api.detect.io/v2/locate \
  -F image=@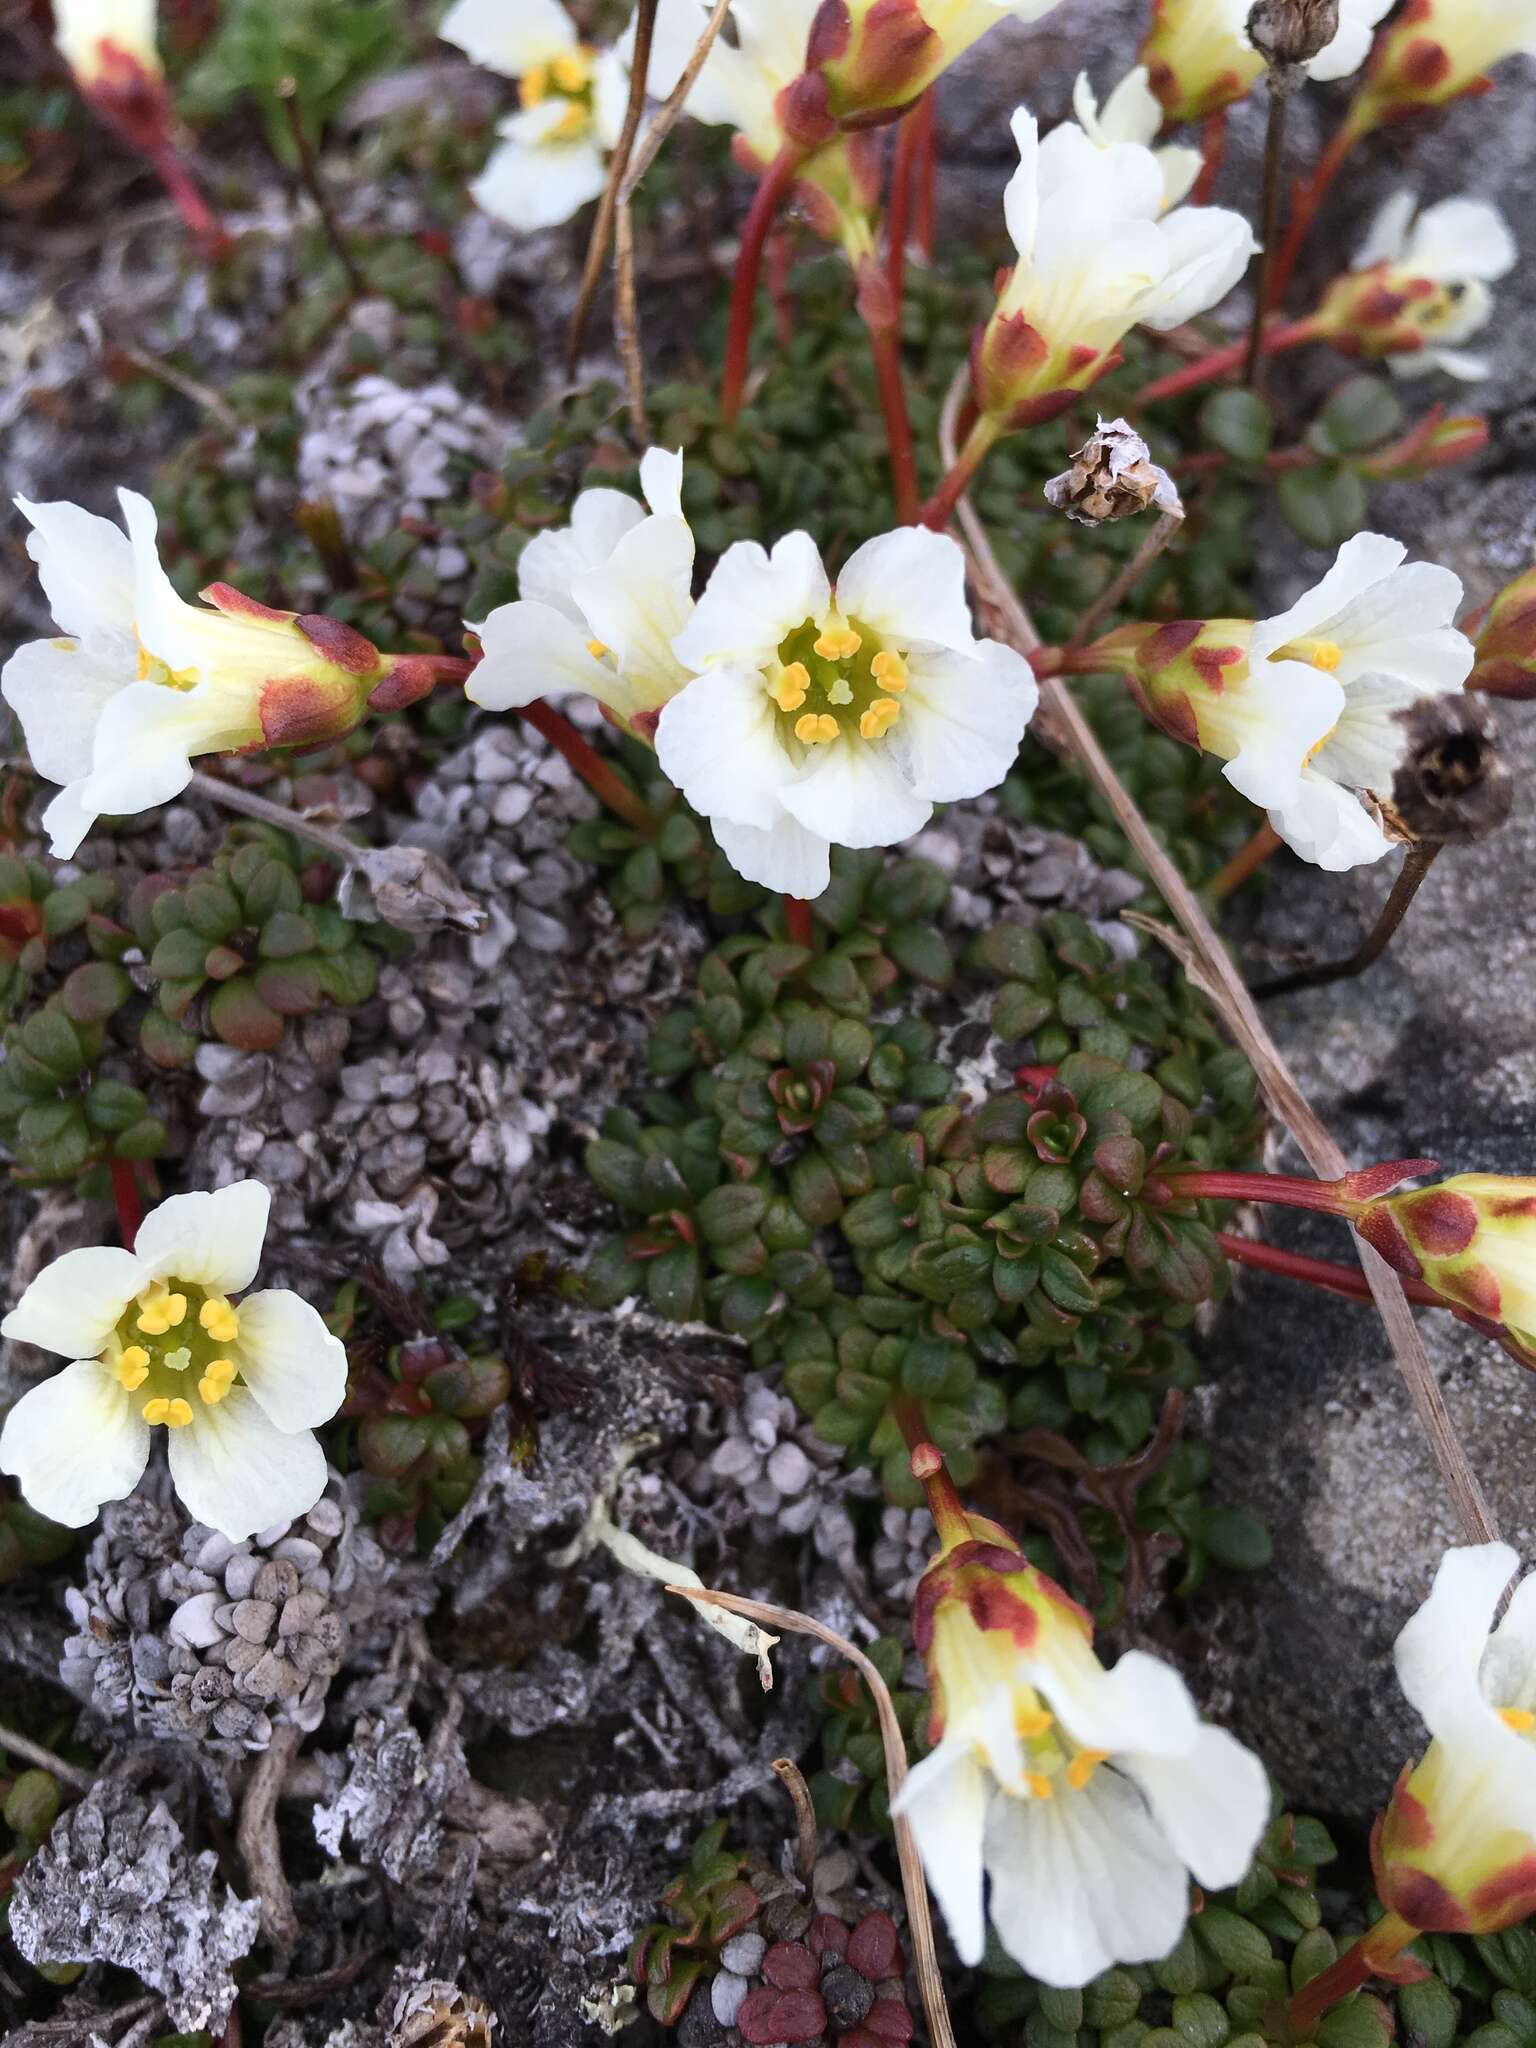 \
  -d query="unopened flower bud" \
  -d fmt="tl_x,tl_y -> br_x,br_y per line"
1045,419 -> 1183,526
1385,695 -> 1511,846
798,0 -> 1063,134
1247,0 -> 1341,73
1357,411 -> 1489,482
1357,1174 -> 1536,1354
1356,1 -> 1536,133
55,0 -> 166,147
1470,562 -> 1536,699
1090,618 -> 1260,758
